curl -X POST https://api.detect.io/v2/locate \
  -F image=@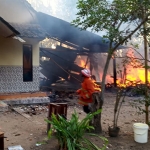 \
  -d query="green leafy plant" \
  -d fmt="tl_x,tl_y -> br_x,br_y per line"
45,109 -> 108,150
